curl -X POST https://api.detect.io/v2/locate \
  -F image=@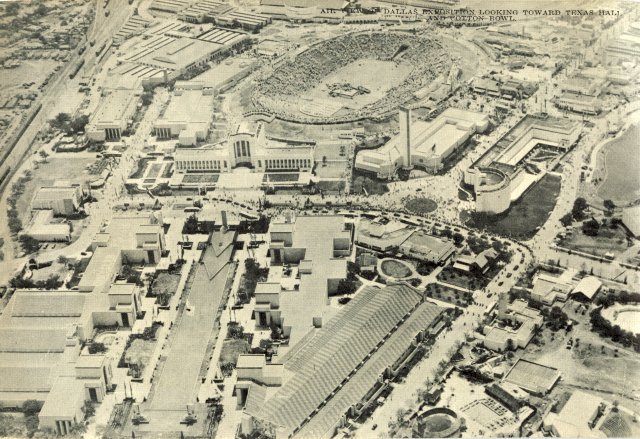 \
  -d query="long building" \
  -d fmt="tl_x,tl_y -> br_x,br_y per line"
173,120 -> 314,175
464,114 -> 580,214
355,107 -> 489,179
240,284 -> 444,439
